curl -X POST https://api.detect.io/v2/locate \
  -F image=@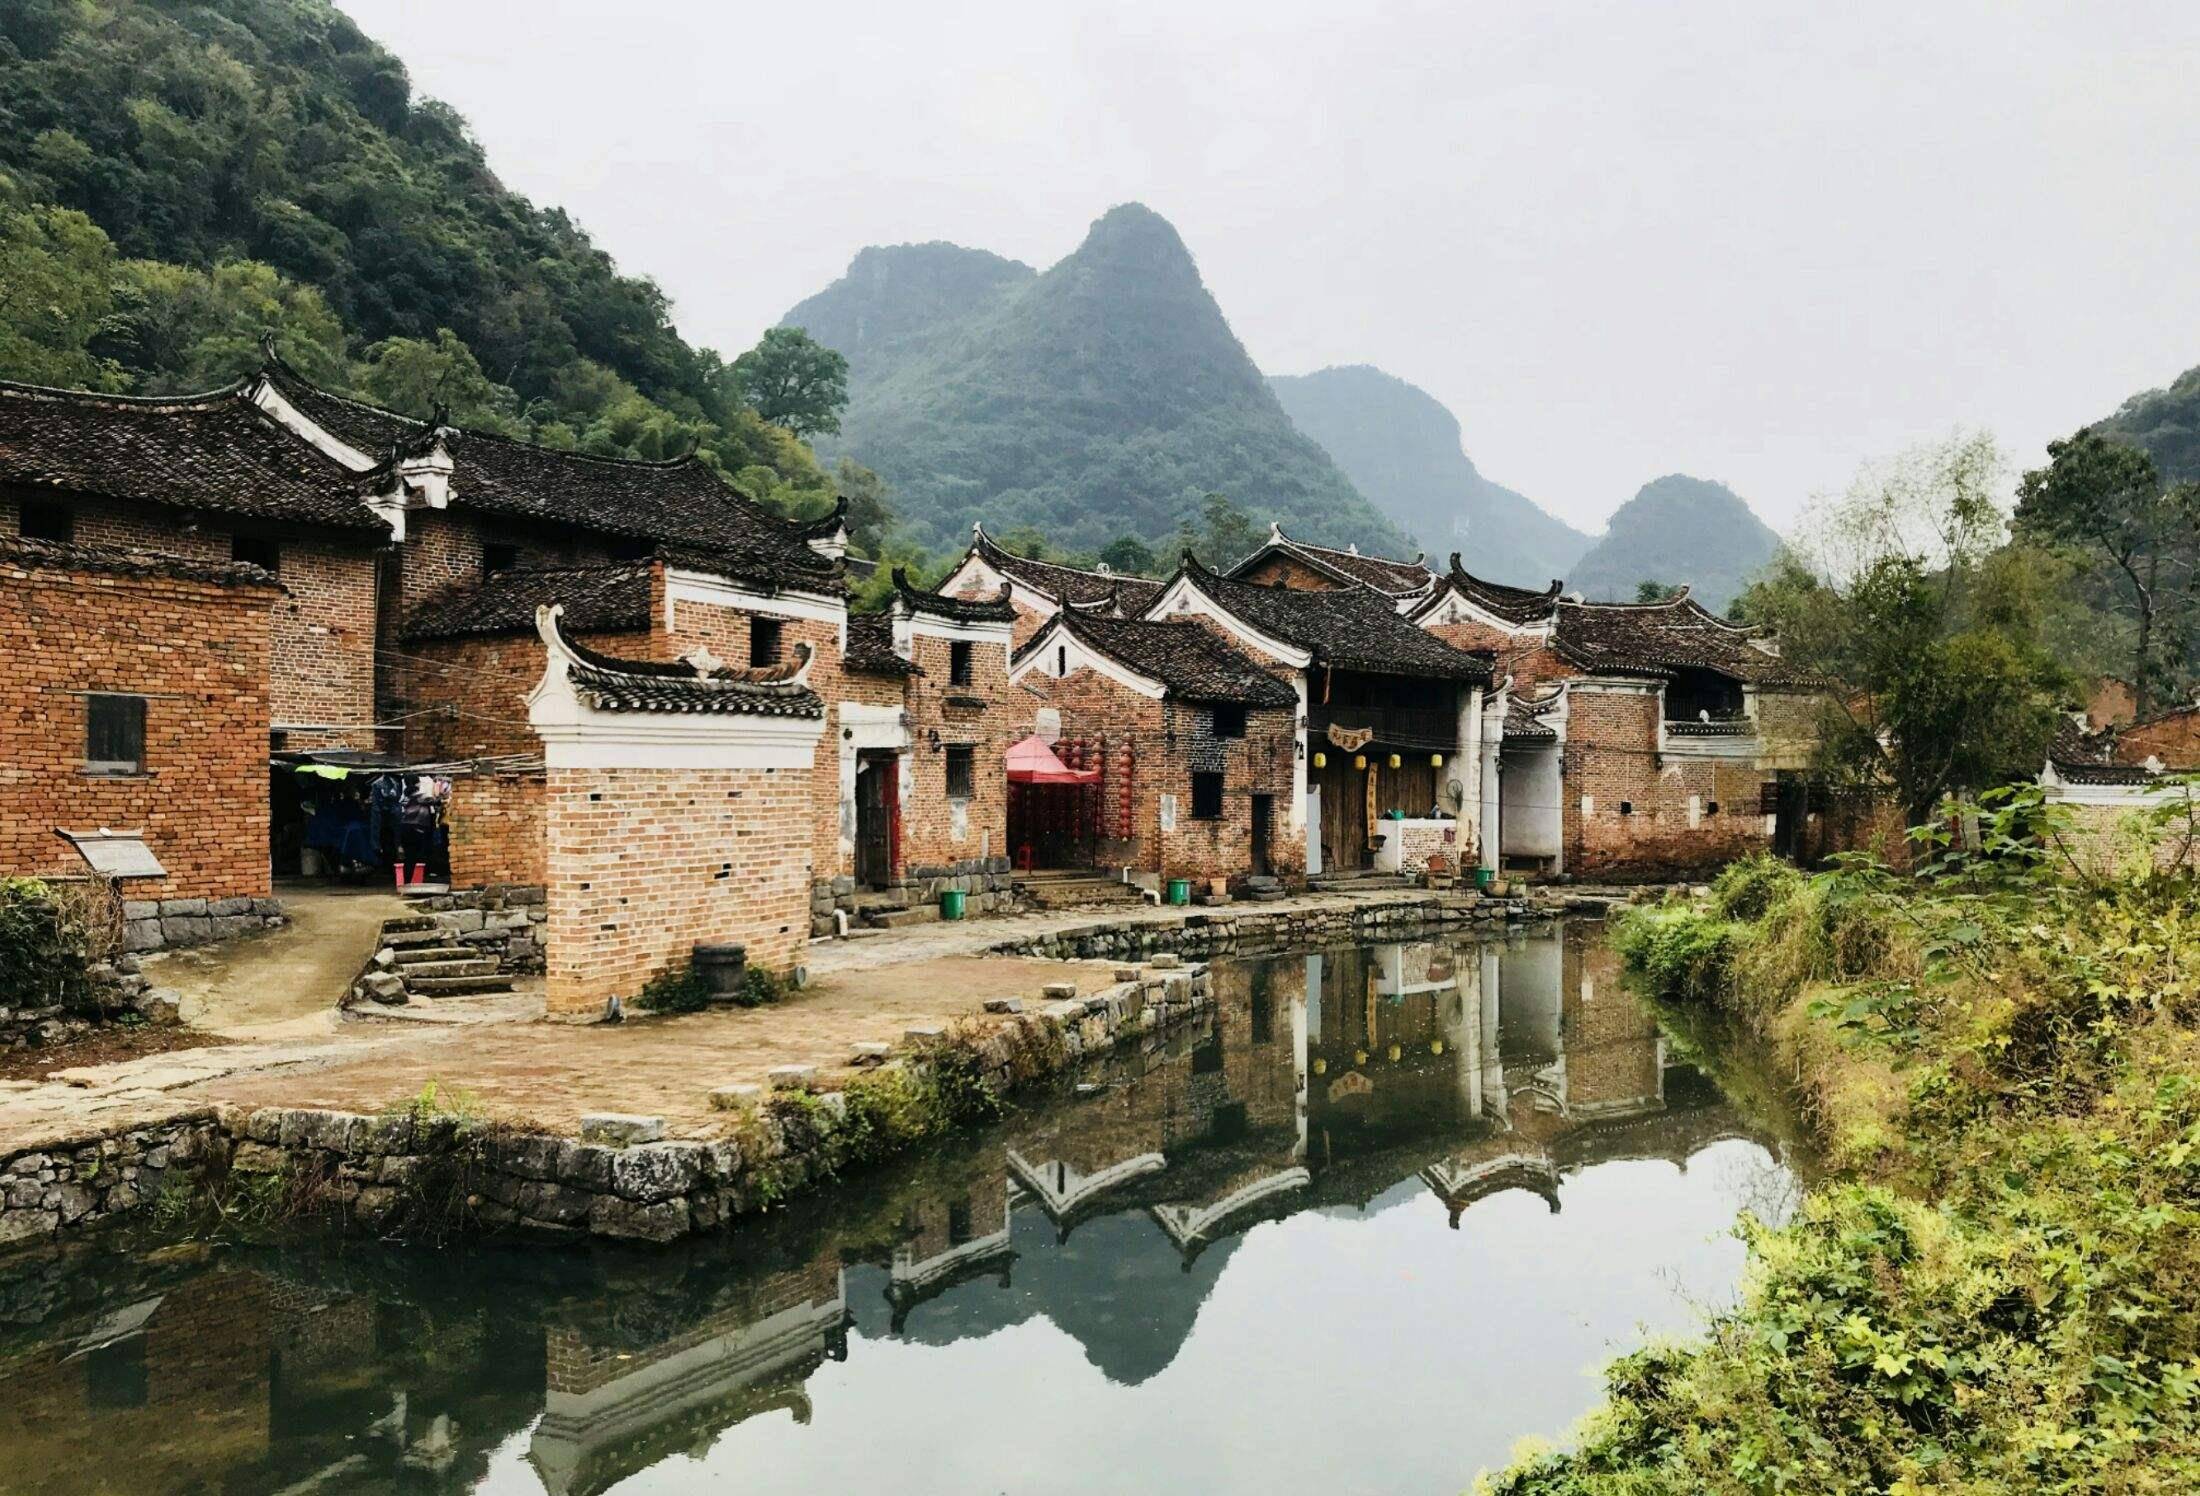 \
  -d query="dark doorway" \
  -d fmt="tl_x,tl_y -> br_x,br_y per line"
1250,793 -> 1274,876
1772,773 -> 1809,860
855,751 -> 899,888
